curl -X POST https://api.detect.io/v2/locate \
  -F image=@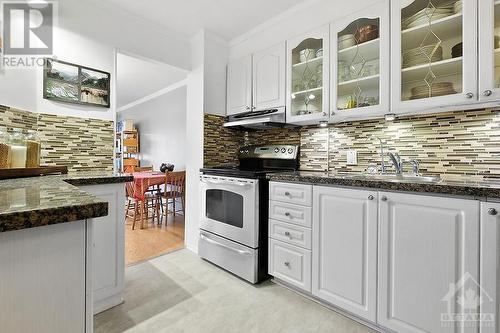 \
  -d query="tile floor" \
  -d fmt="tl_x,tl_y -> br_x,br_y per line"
95,249 -> 377,333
